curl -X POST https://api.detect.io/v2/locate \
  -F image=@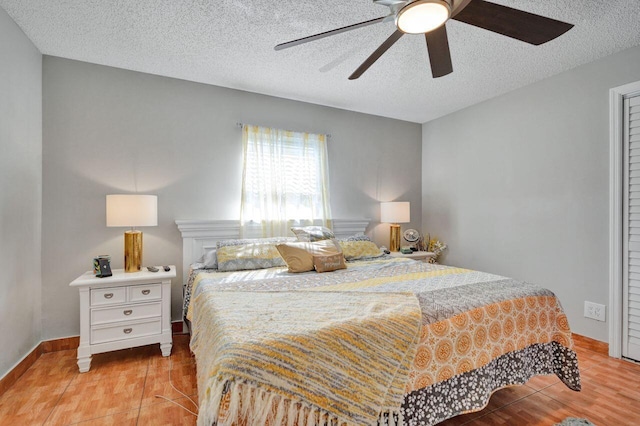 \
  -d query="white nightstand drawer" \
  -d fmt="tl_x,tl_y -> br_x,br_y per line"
91,302 -> 161,325
128,283 -> 161,302
90,287 -> 126,306
91,319 -> 161,345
